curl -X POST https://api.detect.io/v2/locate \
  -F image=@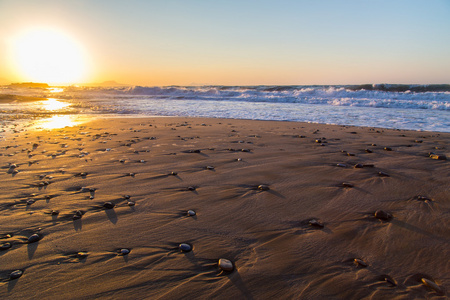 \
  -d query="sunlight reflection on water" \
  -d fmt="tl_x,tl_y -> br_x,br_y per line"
35,115 -> 81,130
42,98 -> 70,111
